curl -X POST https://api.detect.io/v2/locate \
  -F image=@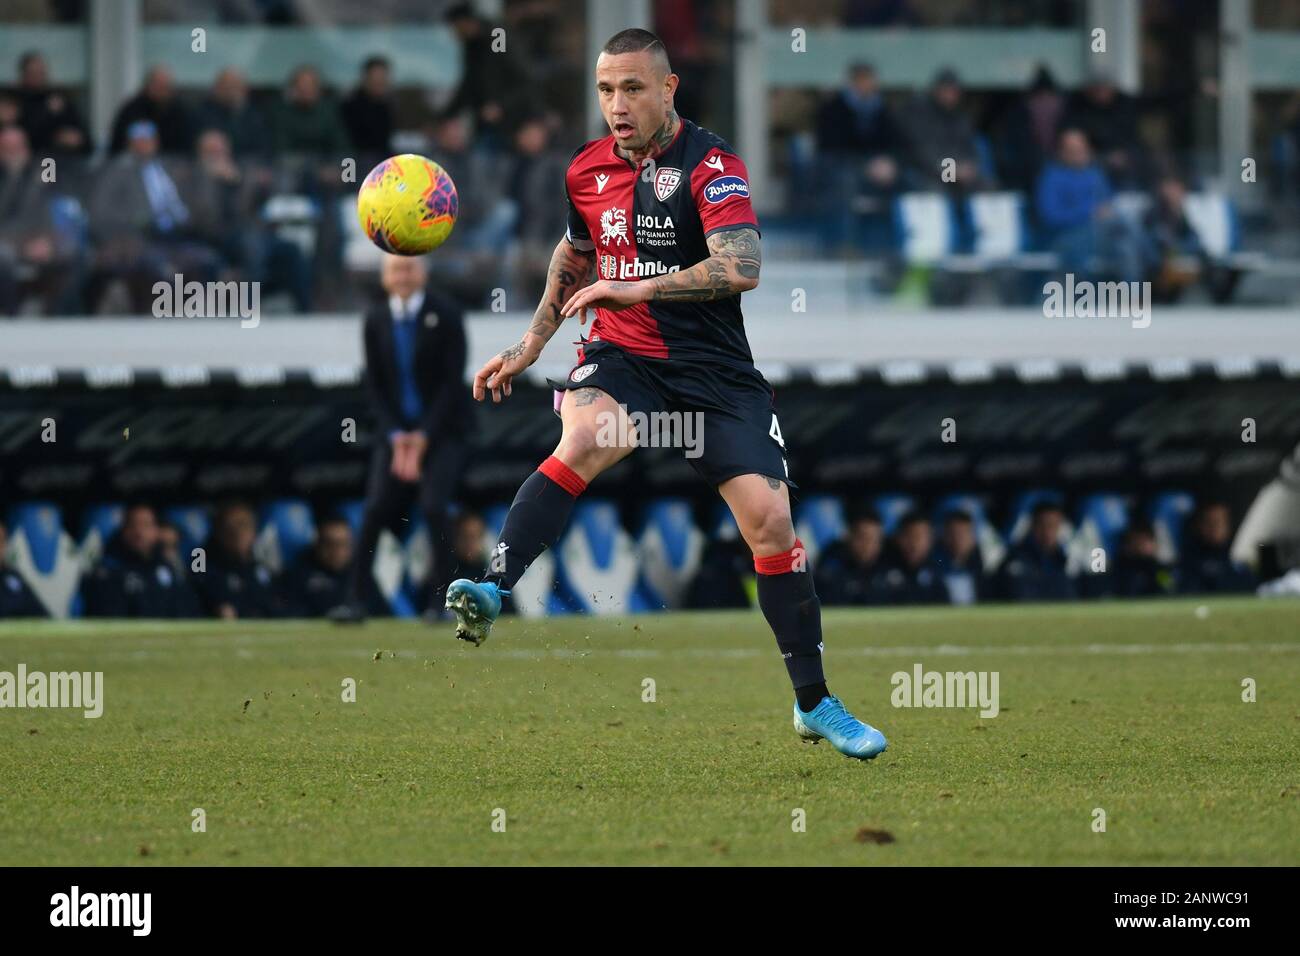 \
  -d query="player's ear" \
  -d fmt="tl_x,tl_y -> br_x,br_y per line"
664,72 -> 679,104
